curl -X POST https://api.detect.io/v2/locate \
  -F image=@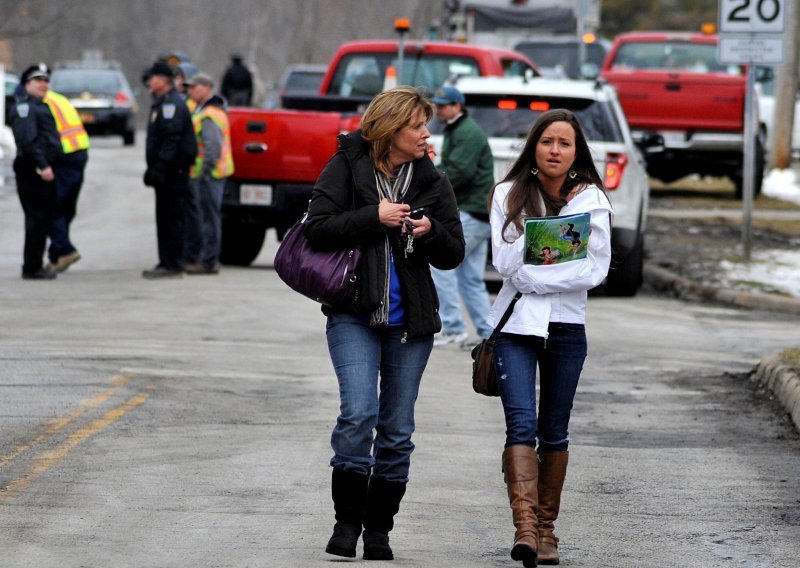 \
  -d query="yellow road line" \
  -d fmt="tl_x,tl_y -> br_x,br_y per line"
0,373 -> 133,469
0,393 -> 148,502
